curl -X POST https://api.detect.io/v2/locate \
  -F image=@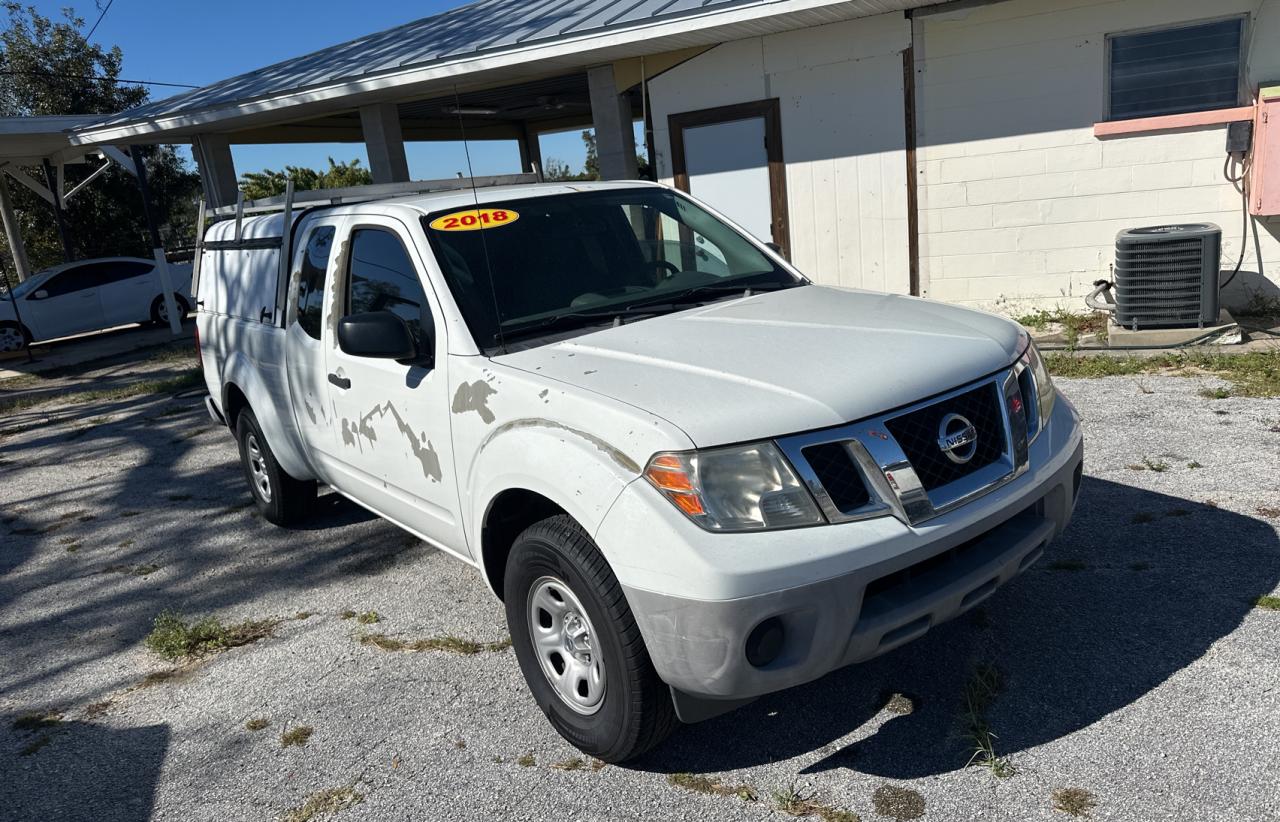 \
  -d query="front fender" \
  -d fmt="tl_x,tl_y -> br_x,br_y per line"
221,347 -> 314,481
469,419 -> 640,594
